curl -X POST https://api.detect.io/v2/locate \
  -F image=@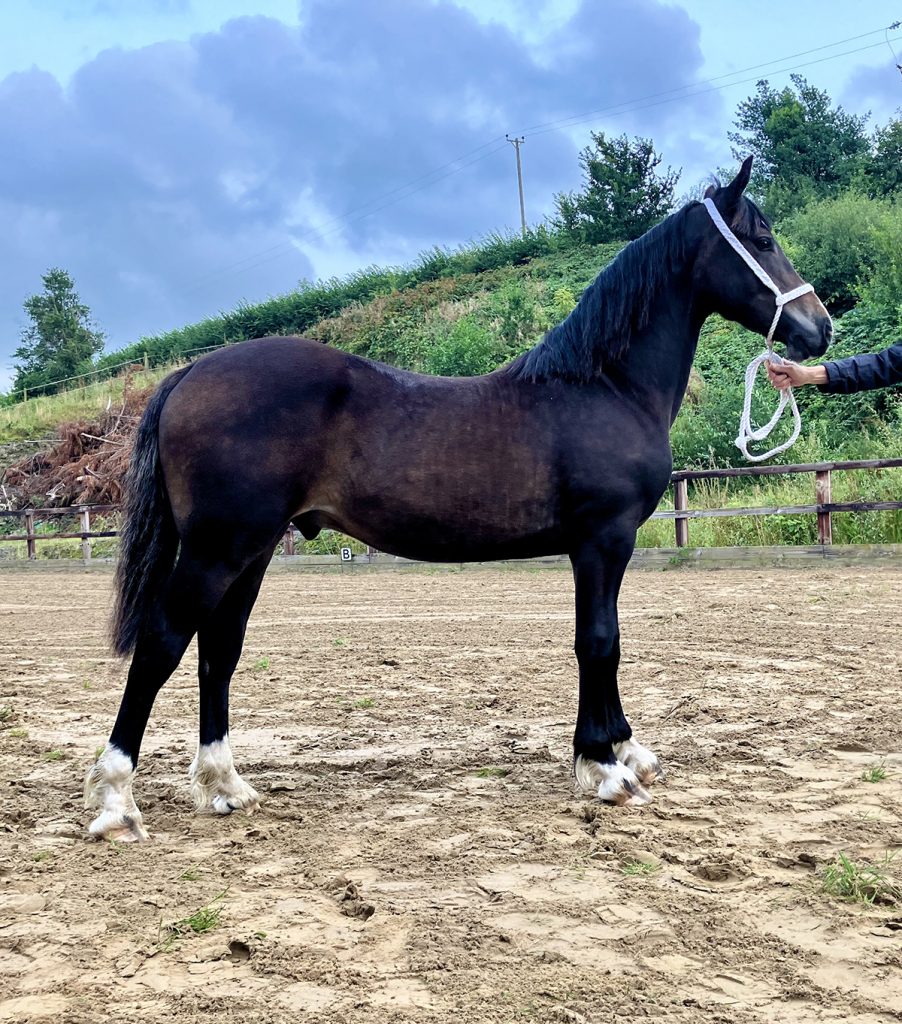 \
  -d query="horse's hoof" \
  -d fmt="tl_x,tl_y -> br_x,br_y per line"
574,755 -> 653,806
614,738 -> 665,787
209,788 -> 261,816
88,810 -> 149,843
